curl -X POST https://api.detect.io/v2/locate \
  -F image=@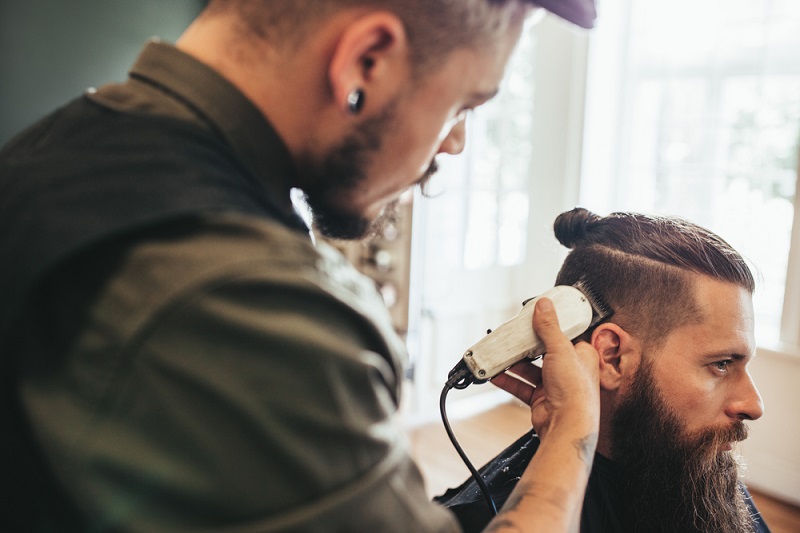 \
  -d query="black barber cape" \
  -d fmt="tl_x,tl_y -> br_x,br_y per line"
435,430 -> 771,533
